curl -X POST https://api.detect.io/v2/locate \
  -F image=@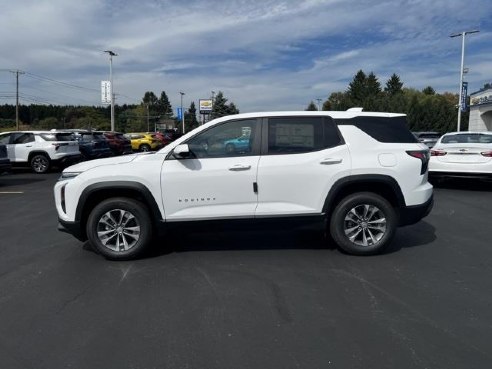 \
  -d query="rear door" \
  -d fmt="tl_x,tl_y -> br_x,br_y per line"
256,116 -> 351,217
